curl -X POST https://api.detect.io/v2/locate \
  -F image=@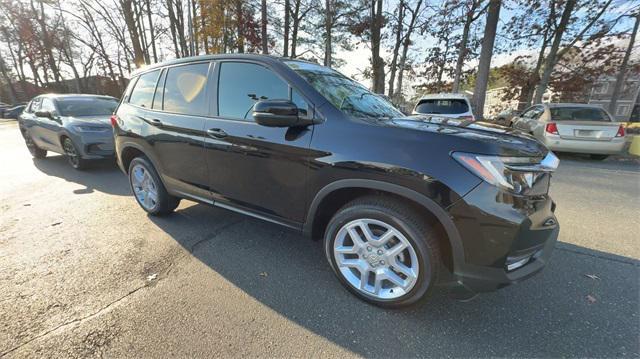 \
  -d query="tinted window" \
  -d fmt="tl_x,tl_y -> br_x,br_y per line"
550,107 -> 611,122
129,70 -> 160,108
57,98 -> 118,116
163,63 -> 209,115
218,62 -> 289,120
415,99 -> 469,115
292,89 -> 309,117
152,70 -> 166,110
